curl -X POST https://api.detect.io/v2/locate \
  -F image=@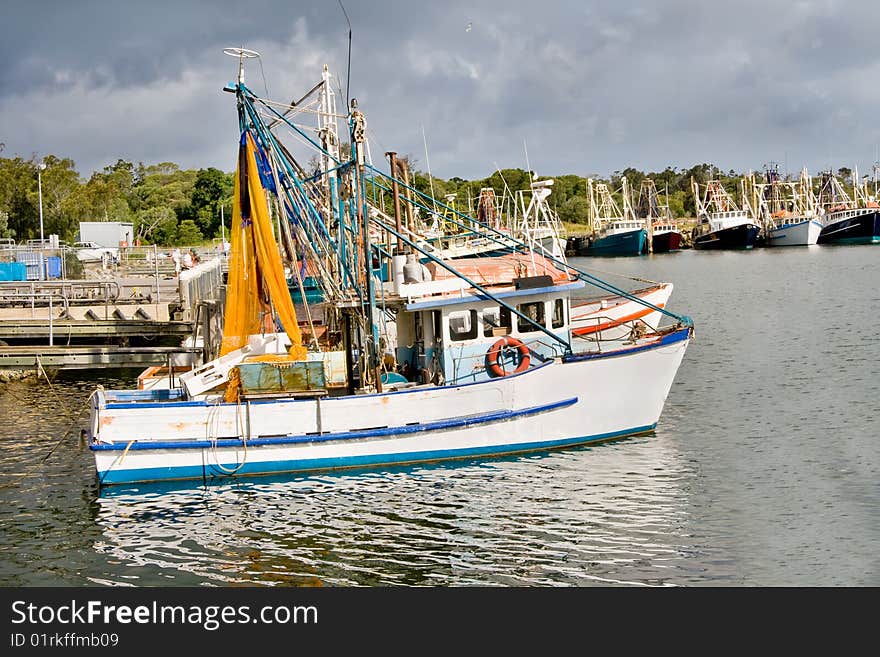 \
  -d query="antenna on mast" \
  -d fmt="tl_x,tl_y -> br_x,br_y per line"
422,125 -> 438,214
338,0 -> 353,109
523,139 -> 534,182
223,47 -> 262,87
